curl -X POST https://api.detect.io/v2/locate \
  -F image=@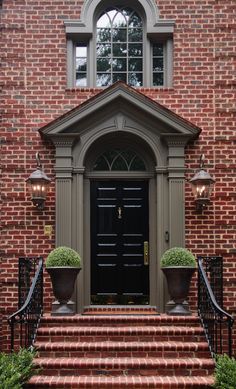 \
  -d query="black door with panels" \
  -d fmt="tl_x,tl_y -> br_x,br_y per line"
91,181 -> 149,305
